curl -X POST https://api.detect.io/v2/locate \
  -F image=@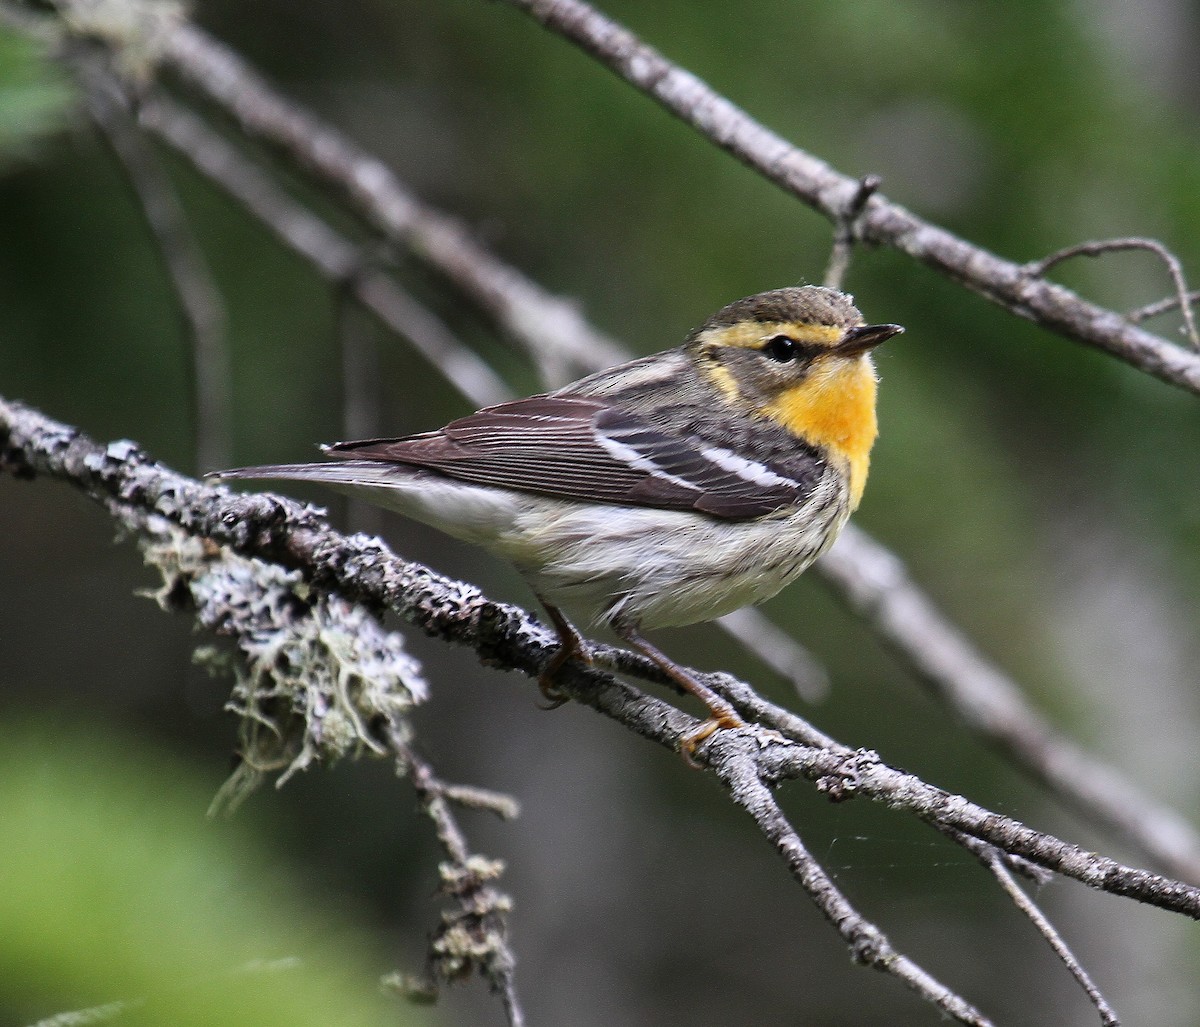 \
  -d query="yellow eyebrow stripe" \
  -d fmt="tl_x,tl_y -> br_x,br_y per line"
695,321 -> 845,350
